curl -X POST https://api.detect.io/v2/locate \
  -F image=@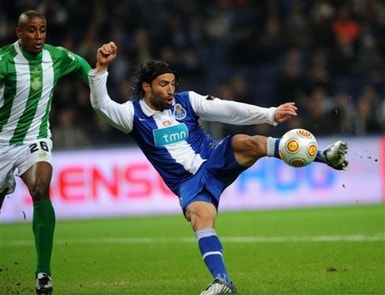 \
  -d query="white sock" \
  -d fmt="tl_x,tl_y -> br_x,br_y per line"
266,137 -> 279,158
